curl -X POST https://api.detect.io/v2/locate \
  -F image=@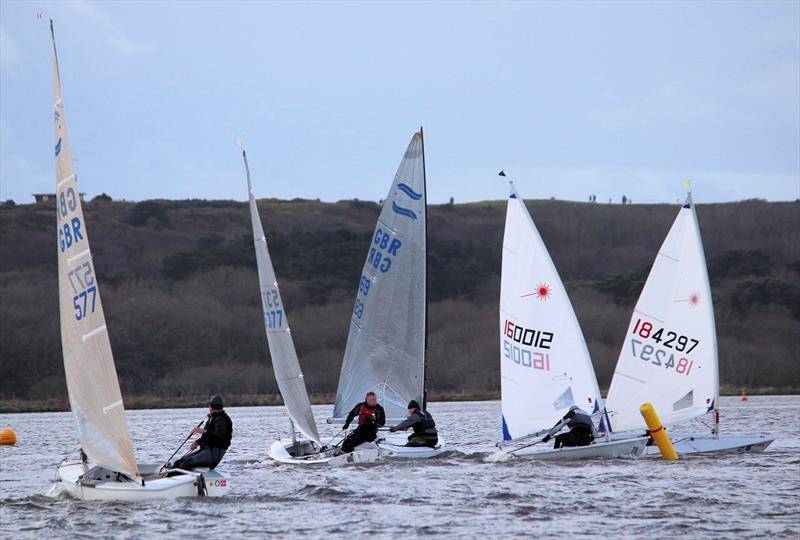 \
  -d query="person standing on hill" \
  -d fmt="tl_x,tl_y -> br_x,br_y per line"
389,400 -> 439,448
171,394 -> 233,471
340,391 -> 385,453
